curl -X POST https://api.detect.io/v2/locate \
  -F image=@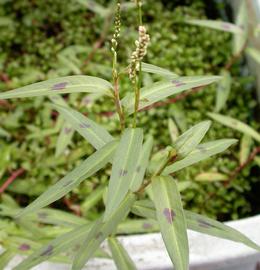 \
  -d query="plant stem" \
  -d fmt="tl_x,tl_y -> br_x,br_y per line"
0,168 -> 25,194
133,2 -> 143,128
